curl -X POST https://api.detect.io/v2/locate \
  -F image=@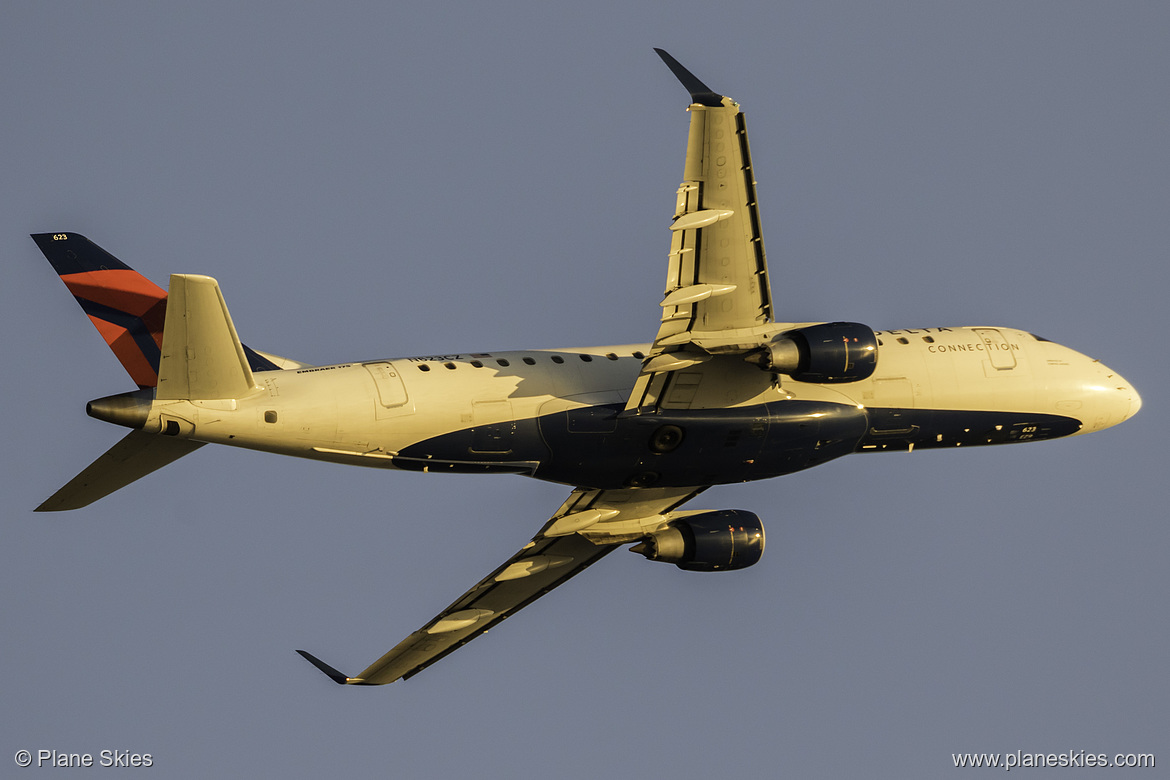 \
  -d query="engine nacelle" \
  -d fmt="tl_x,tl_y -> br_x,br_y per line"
631,510 -> 765,572
747,321 -> 877,383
